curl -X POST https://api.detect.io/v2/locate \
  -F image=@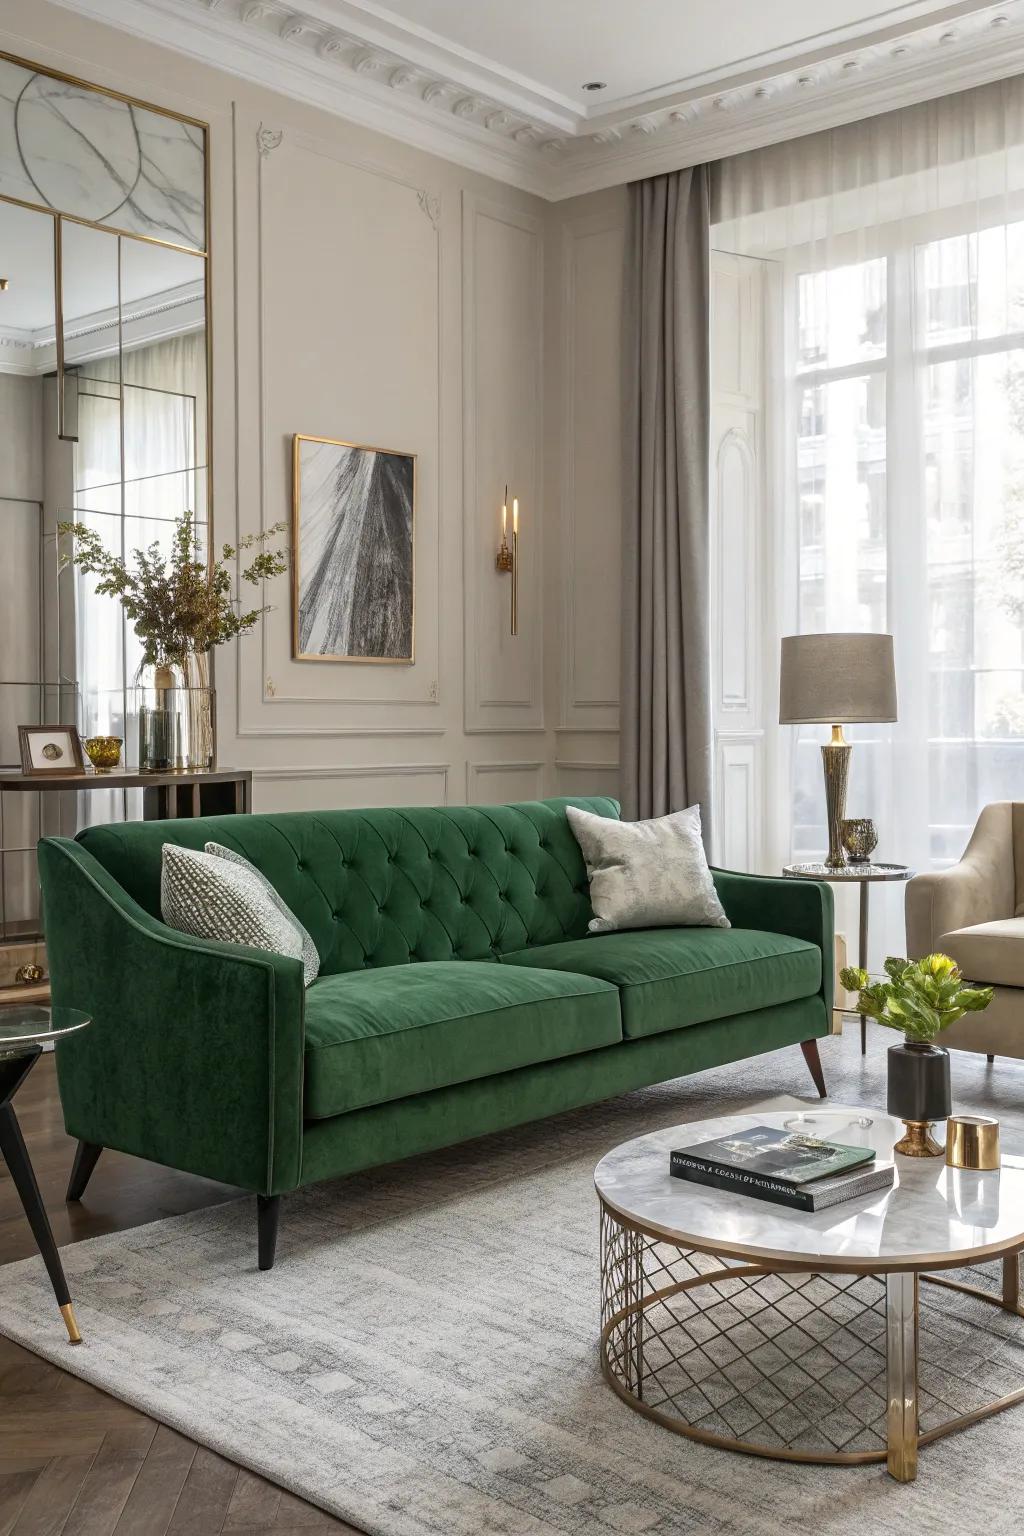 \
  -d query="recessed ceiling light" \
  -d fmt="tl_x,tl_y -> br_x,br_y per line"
582,80 -> 607,92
